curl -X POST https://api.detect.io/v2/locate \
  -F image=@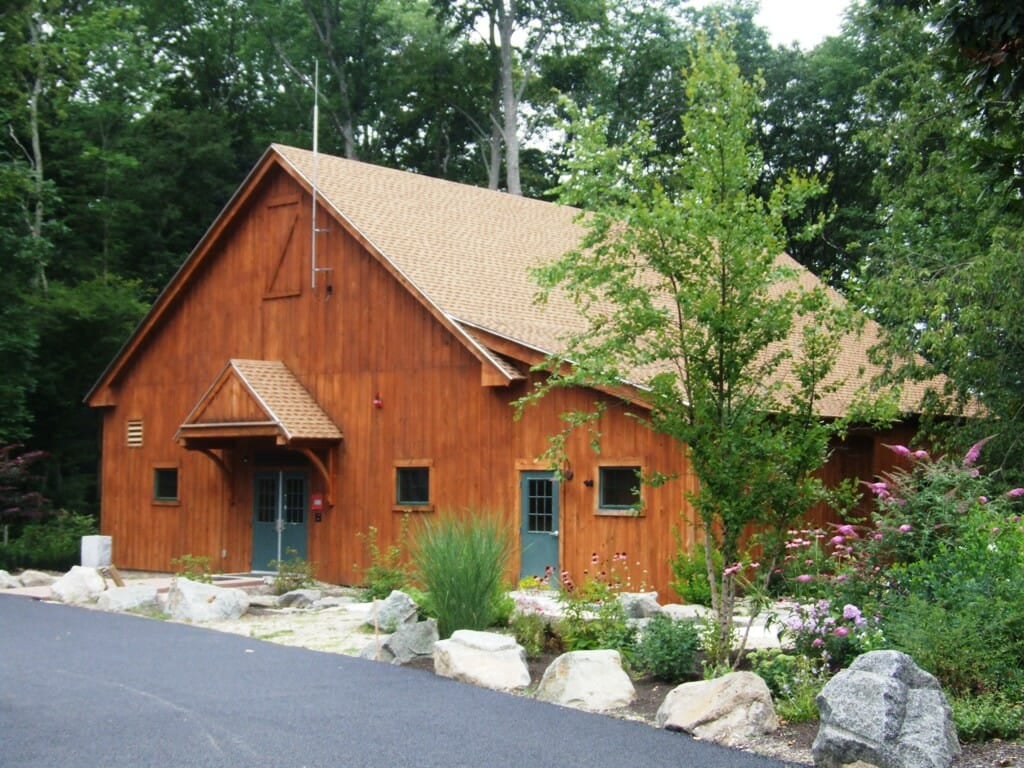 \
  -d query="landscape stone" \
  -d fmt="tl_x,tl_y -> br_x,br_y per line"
536,650 -> 636,712
50,566 -> 107,604
433,630 -> 530,691
165,577 -> 249,622
312,595 -> 357,609
0,570 -> 21,589
365,590 -> 418,632
358,637 -> 395,663
656,671 -> 779,748
813,650 -> 960,768
247,594 -> 282,609
618,591 -> 661,619
18,570 -> 55,587
384,619 -> 439,665
96,585 -> 160,613
278,588 -> 322,608
660,603 -> 714,622
509,590 -> 562,624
